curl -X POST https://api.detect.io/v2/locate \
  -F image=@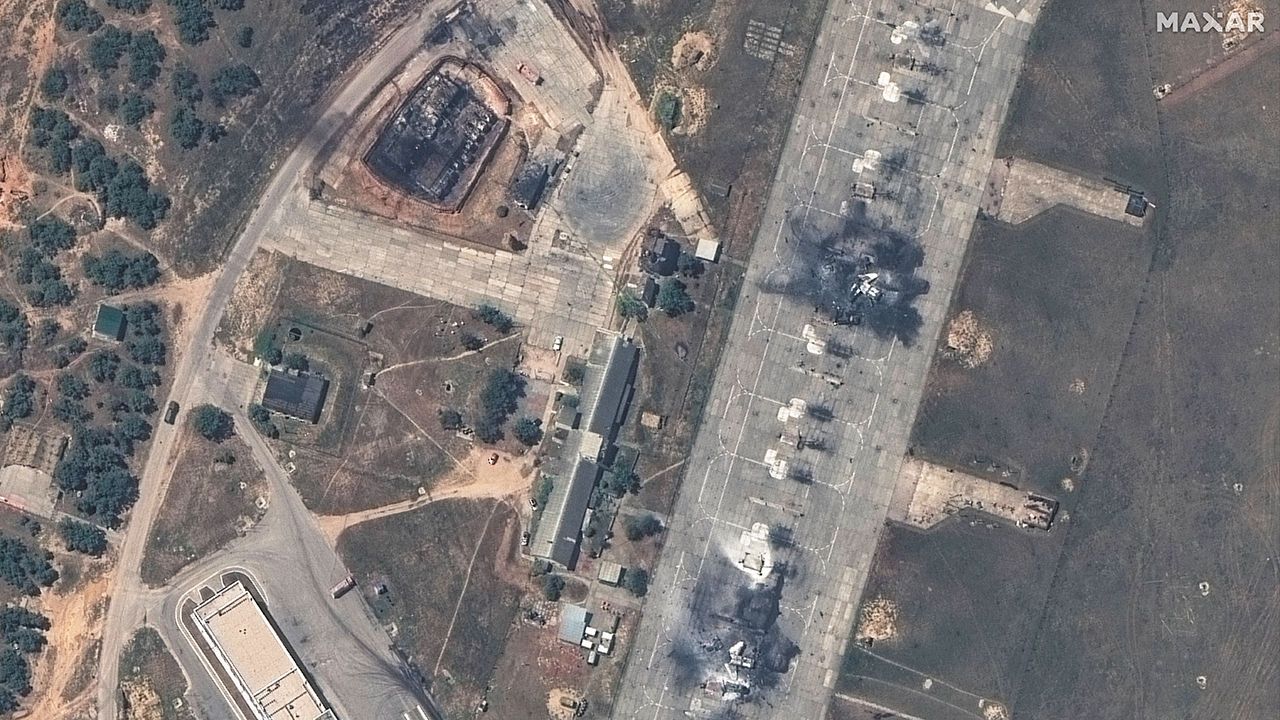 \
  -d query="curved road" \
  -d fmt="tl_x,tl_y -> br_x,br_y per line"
95,5 -> 450,718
